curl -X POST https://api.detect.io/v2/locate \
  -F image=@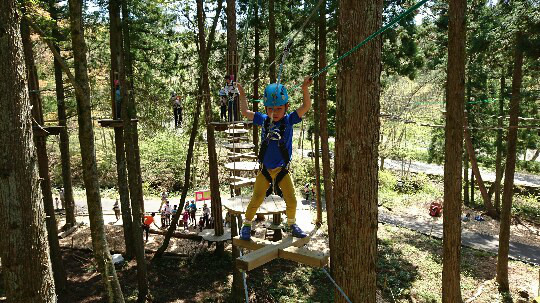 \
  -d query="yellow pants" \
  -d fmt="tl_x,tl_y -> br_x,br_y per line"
244,167 -> 297,225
